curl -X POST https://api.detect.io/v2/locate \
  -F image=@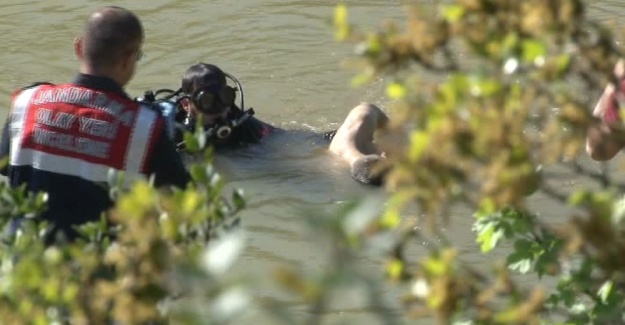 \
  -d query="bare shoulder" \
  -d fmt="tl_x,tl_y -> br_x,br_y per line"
331,103 -> 378,143
329,103 -> 387,159
342,102 -> 389,127
351,102 -> 385,117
